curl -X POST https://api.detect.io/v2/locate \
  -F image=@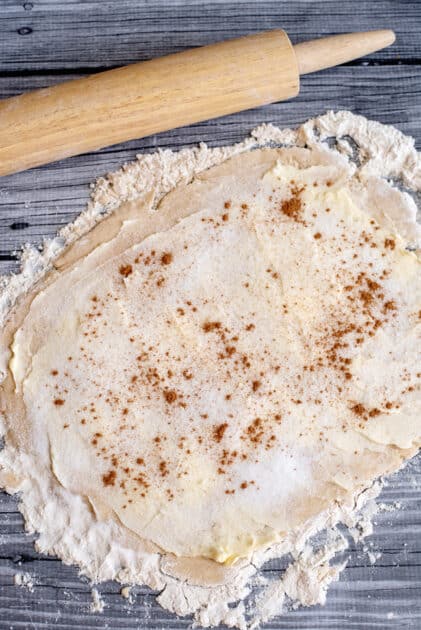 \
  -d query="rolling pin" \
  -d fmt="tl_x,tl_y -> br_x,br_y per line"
0,29 -> 395,176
